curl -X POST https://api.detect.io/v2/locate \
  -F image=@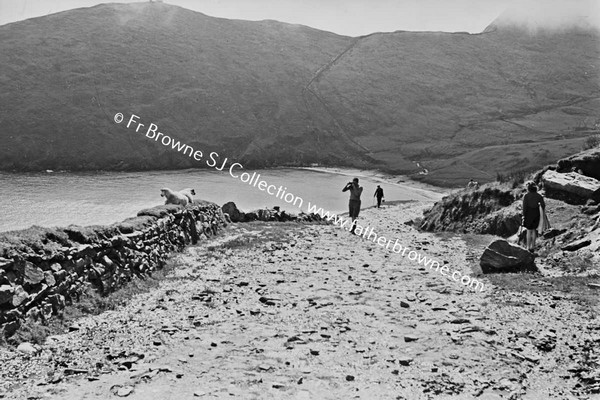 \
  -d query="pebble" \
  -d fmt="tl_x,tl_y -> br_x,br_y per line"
17,342 -> 38,355
398,356 -> 413,366
115,386 -> 134,397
